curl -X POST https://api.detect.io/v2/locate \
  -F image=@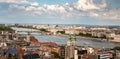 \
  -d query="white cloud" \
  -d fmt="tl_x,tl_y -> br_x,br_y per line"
90,12 -> 99,17
100,8 -> 120,20
99,0 -> 107,8
0,0 -> 119,20
31,2 -> 39,6
9,4 -> 26,10
74,0 -> 108,11
0,0 -> 29,4
74,0 -> 100,10
43,4 -> 66,14
26,6 -> 37,11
